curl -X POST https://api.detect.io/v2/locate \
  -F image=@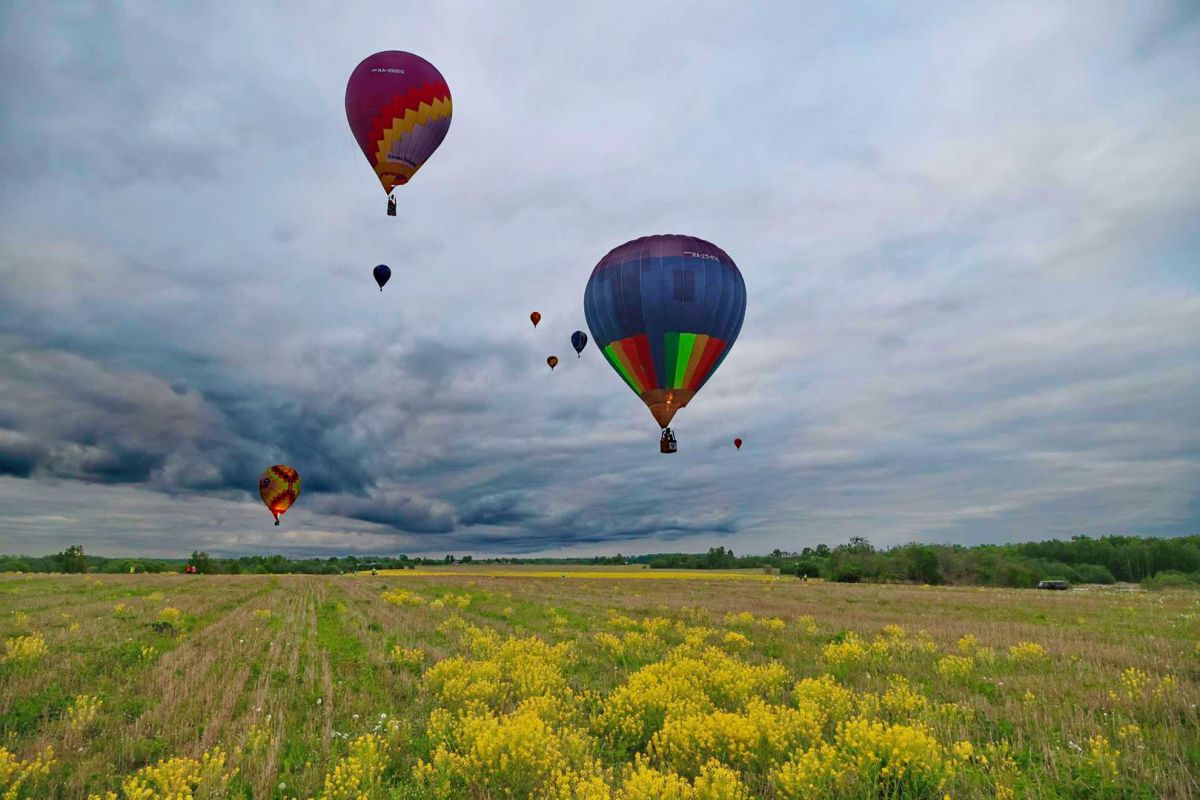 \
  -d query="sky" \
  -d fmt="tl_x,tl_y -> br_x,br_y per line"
1,1 -> 1198,559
